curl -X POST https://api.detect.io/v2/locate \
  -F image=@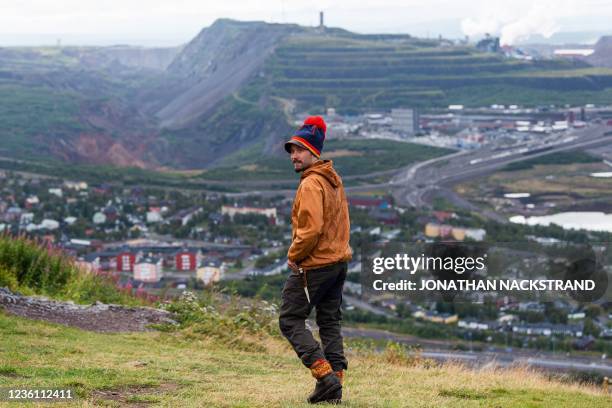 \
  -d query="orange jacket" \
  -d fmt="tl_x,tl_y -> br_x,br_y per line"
288,160 -> 352,269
